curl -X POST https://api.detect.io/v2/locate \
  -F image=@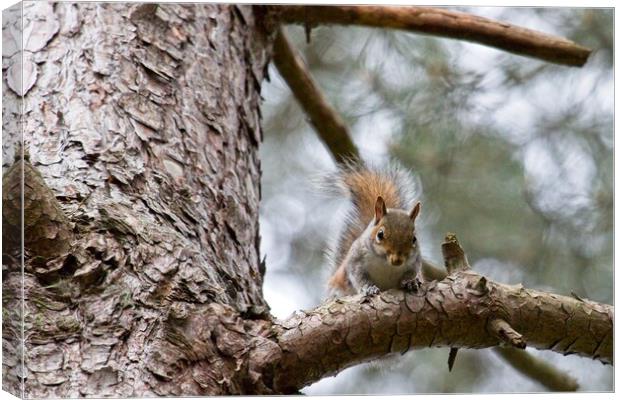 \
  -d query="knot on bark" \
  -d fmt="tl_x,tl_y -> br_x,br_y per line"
3,159 -> 73,260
